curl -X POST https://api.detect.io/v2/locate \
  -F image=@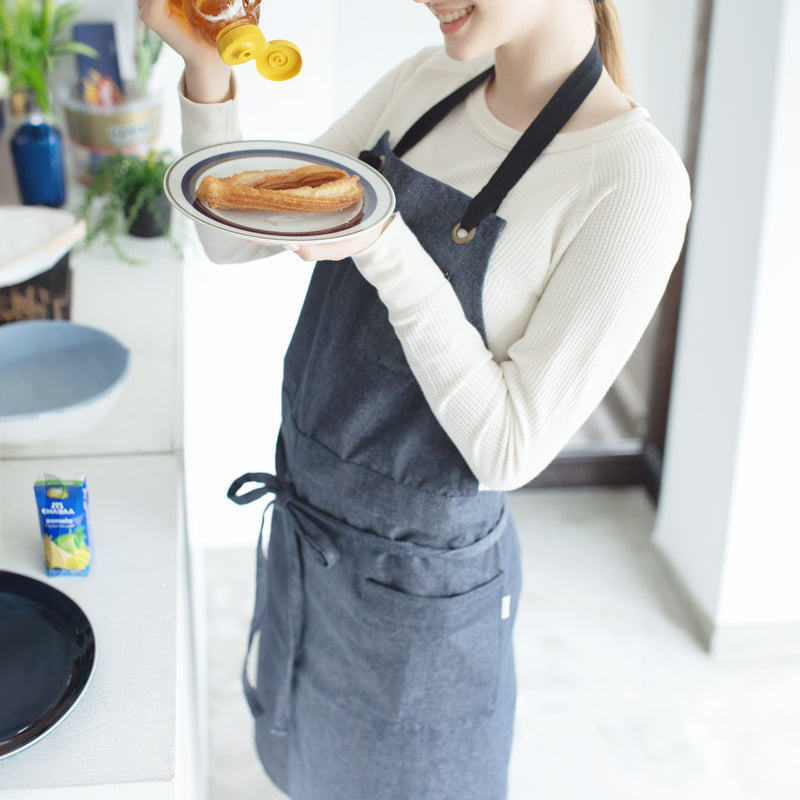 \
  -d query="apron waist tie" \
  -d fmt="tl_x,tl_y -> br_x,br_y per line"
228,472 -> 340,736
227,471 -> 508,735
